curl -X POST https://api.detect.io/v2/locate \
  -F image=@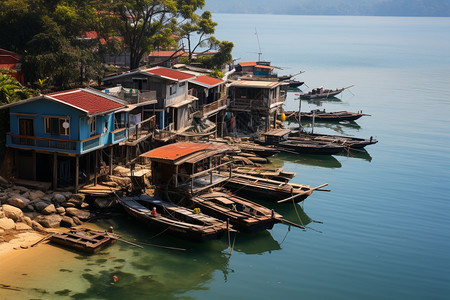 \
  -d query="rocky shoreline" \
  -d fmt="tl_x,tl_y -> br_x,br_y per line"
0,165 -> 147,247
